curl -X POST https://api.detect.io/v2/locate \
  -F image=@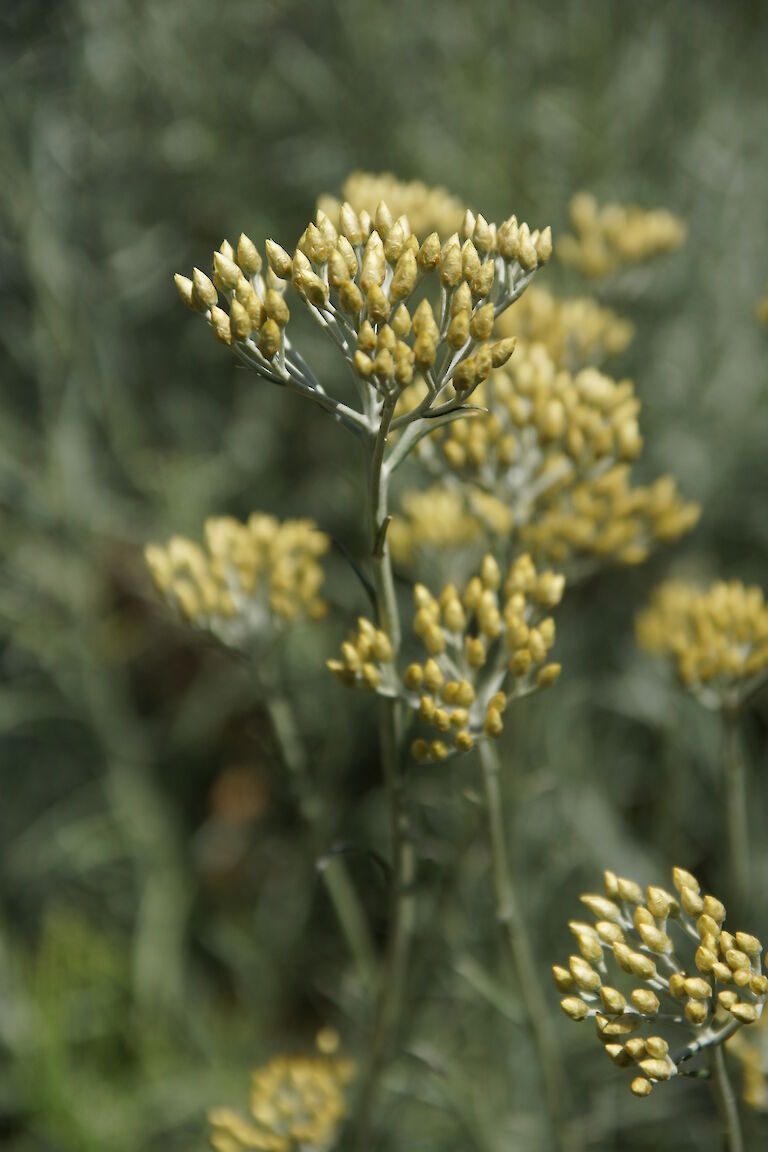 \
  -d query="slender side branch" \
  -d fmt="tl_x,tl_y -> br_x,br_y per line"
265,692 -> 377,993
707,1044 -> 744,1152
722,706 -> 749,922
477,739 -> 578,1152
351,399 -> 417,1150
